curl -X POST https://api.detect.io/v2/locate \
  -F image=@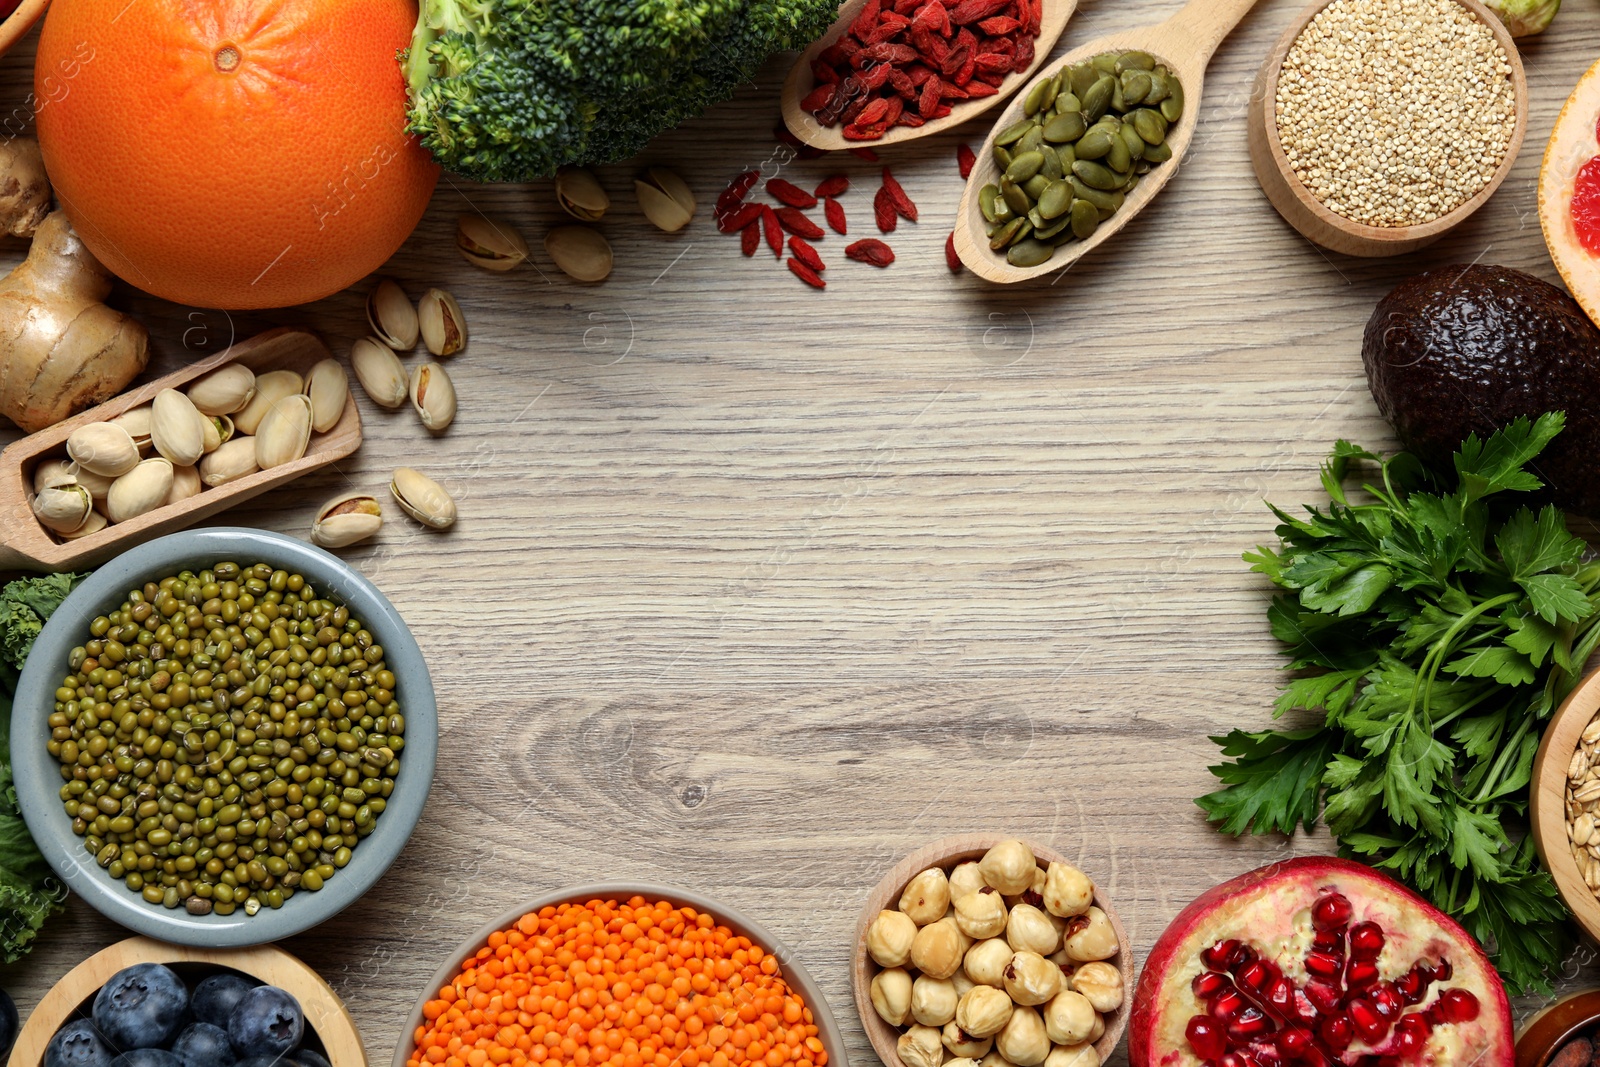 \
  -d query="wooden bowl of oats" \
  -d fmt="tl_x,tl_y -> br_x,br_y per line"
1532,668 -> 1600,942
